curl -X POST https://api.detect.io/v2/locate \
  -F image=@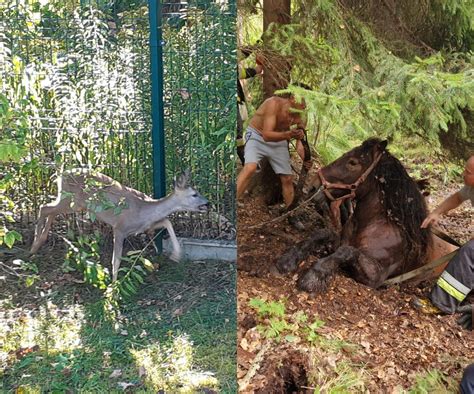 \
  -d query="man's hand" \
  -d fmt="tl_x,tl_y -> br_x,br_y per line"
457,304 -> 473,330
255,64 -> 263,75
420,212 -> 440,228
303,160 -> 313,170
420,192 -> 463,228
288,128 -> 305,140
